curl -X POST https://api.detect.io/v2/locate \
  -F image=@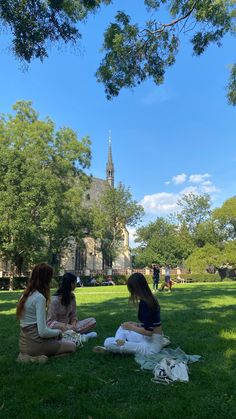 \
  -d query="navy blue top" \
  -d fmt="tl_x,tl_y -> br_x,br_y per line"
138,299 -> 161,331
153,267 -> 160,278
